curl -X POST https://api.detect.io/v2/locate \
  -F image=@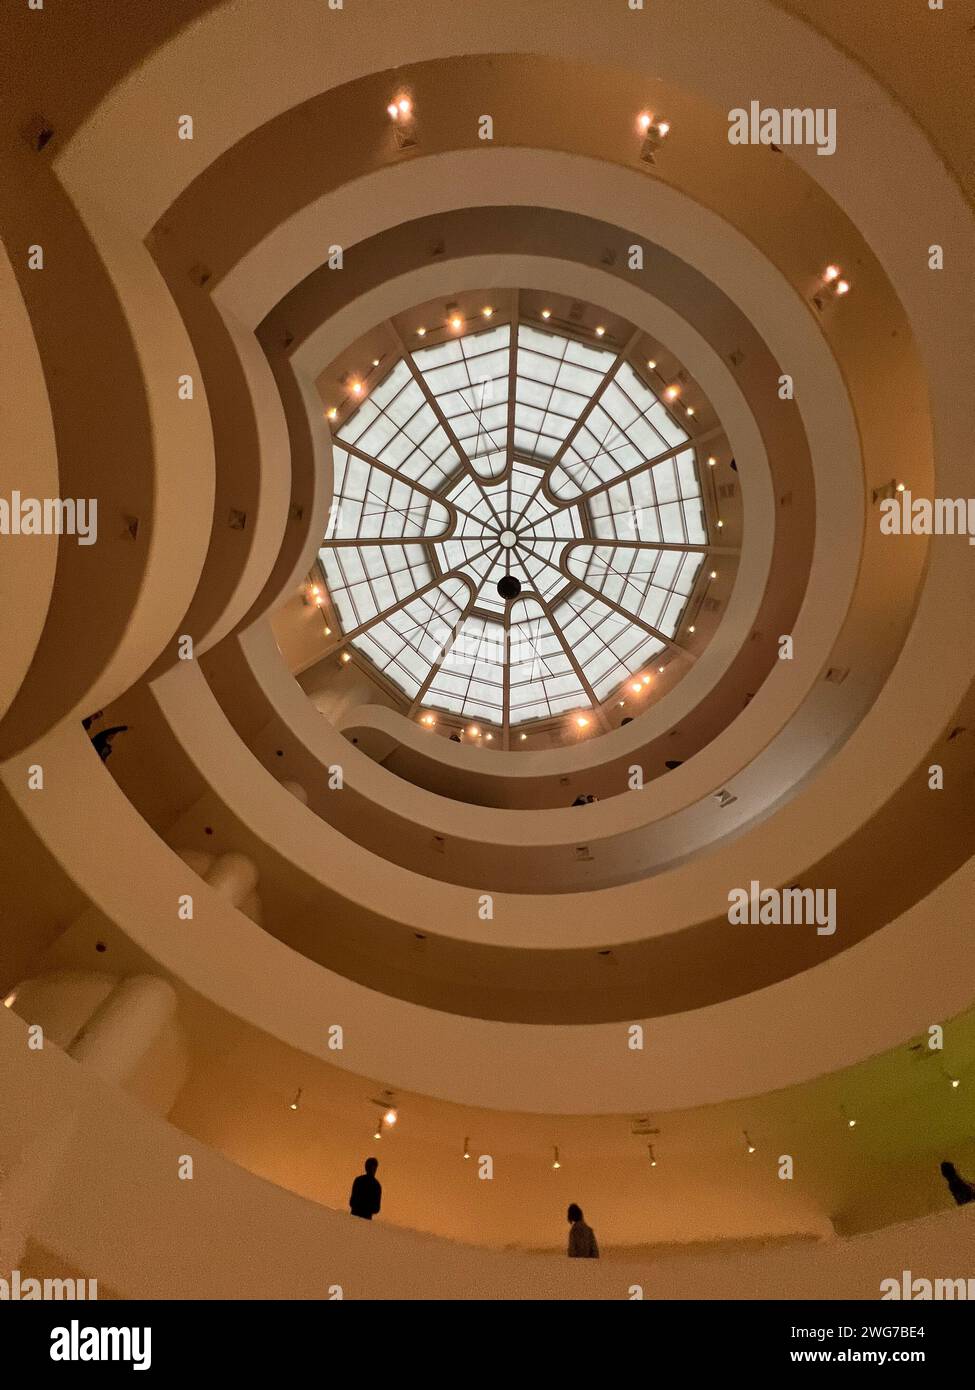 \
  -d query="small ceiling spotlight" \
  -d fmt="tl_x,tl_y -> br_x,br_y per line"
637,111 -> 653,133
482,306 -> 494,318
387,102 -> 398,119
896,482 -> 906,493
641,675 -> 650,686
485,732 -> 494,741
716,519 -> 724,528
835,279 -> 851,296
707,455 -> 717,467
463,1138 -> 471,1160
350,380 -> 364,396
388,95 -> 413,120
552,1146 -> 561,1171
574,714 -> 590,729
373,1123 -> 382,1140
326,407 -> 338,421
647,359 -> 657,370
289,1088 -> 302,1112
420,712 -> 436,727
398,97 -> 412,116
630,680 -> 643,694
467,725 -> 480,738
688,624 -> 696,634
648,1144 -> 657,1168
822,264 -> 841,284
818,265 -> 851,301
710,570 -> 718,580
595,325 -> 606,337
341,652 -> 352,663
658,666 -> 665,673
519,732 -> 528,741
685,406 -> 695,417
744,1131 -> 756,1155
372,358 -> 380,368
2,992 -> 16,1009
416,326 -> 427,337
541,308 -> 551,319
448,314 -> 464,332
384,1107 -> 398,1126
664,385 -> 680,401
949,1075 -> 961,1090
